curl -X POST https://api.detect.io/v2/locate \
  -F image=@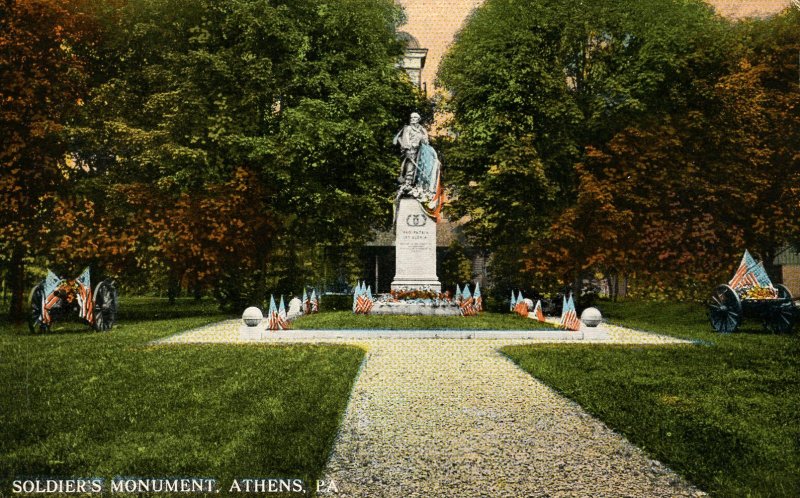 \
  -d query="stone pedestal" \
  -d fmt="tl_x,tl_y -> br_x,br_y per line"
391,197 -> 441,291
